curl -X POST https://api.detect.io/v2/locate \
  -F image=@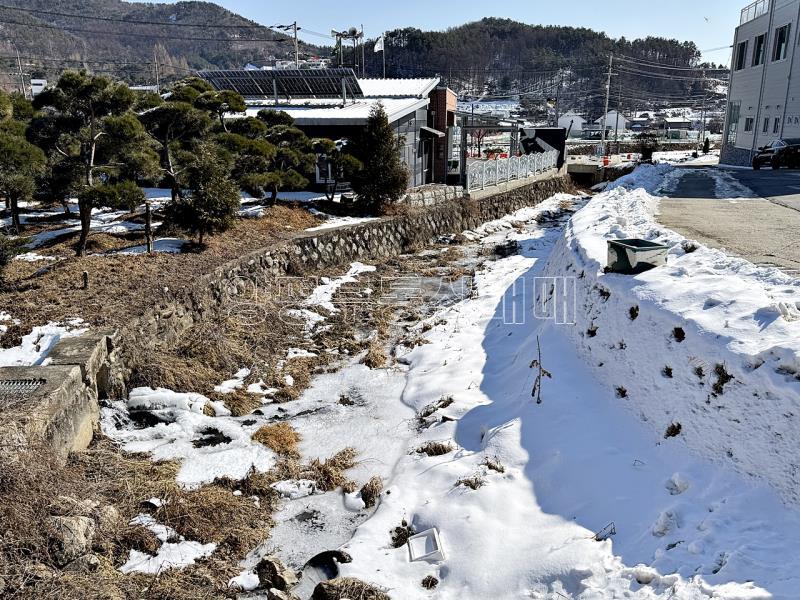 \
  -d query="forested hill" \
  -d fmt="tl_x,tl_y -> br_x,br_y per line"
361,19 -> 728,116
0,0 -> 318,83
